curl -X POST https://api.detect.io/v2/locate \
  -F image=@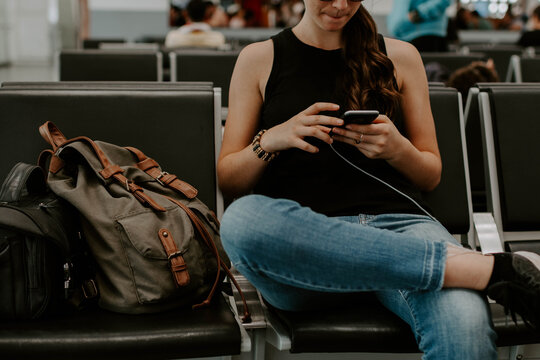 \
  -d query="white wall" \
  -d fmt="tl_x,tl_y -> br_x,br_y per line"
89,0 -> 168,11
3,0 -> 55,64
0,0 -> 9,65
